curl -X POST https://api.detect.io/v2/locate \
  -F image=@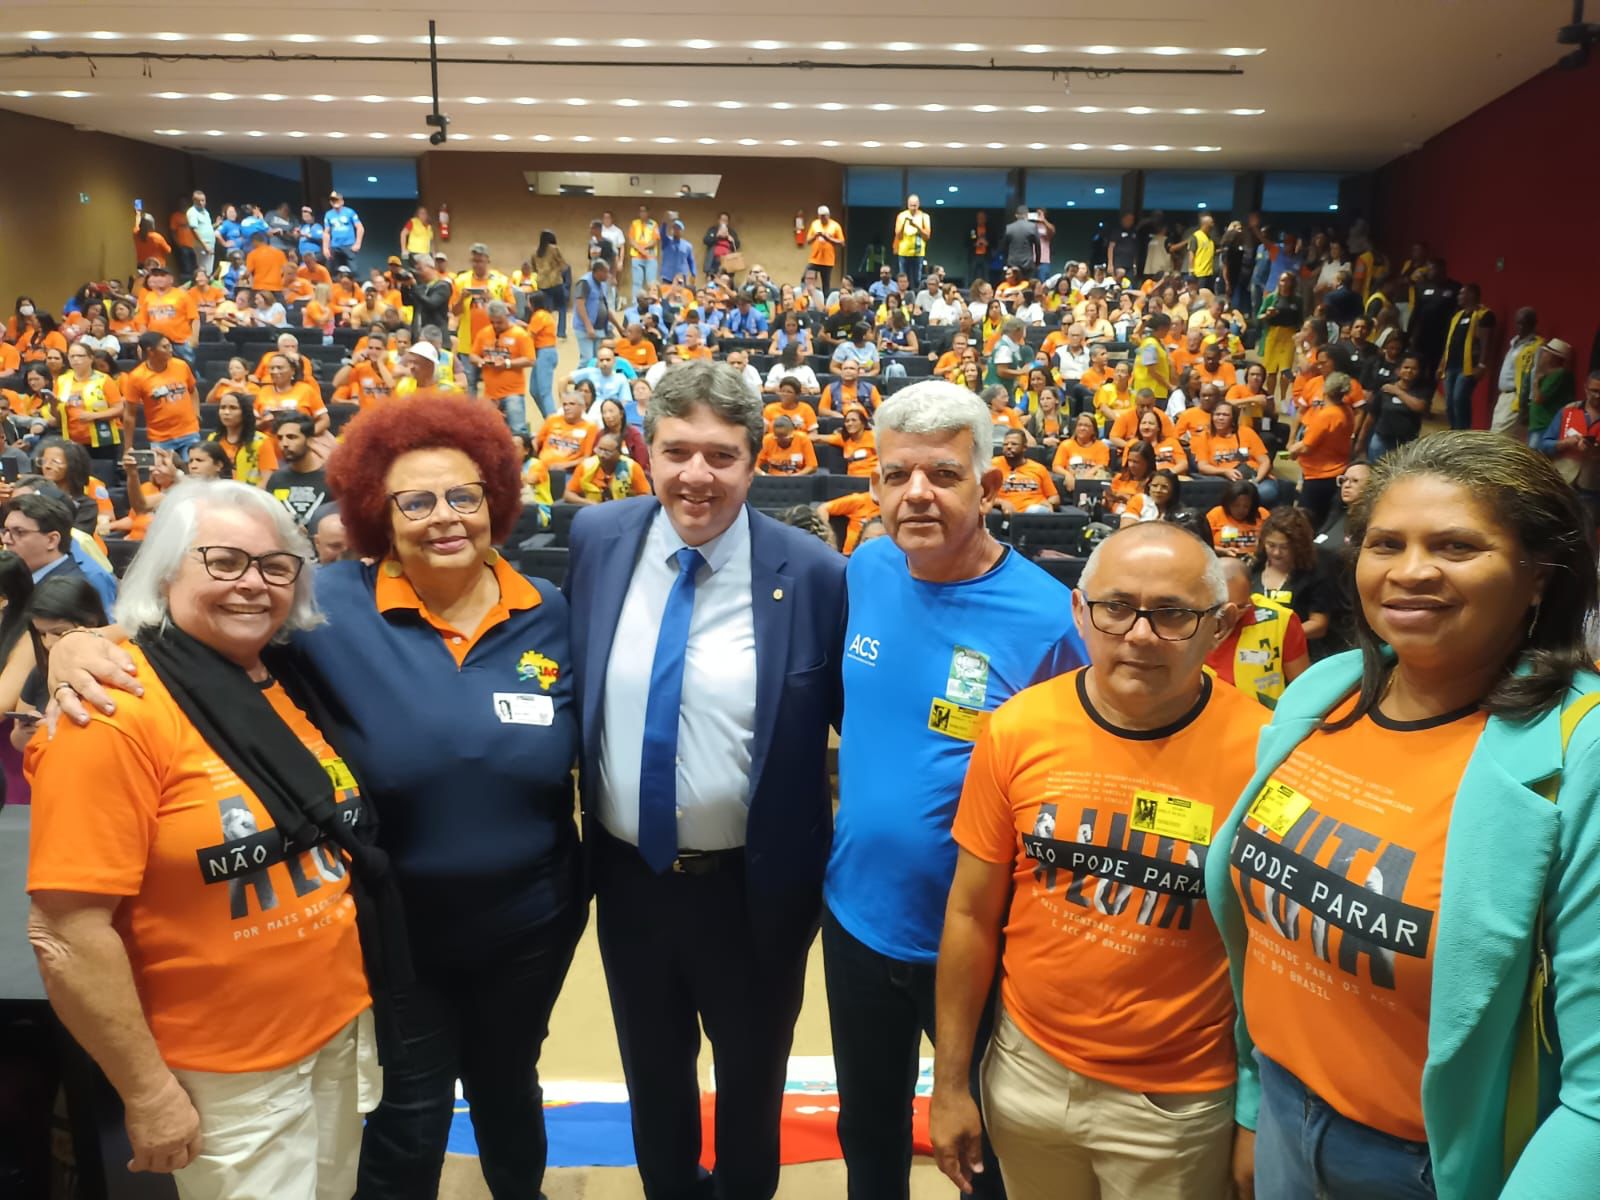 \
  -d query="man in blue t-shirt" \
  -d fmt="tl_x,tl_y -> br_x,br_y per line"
321,191 -> 364,271
824,380 -> 1084,1199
